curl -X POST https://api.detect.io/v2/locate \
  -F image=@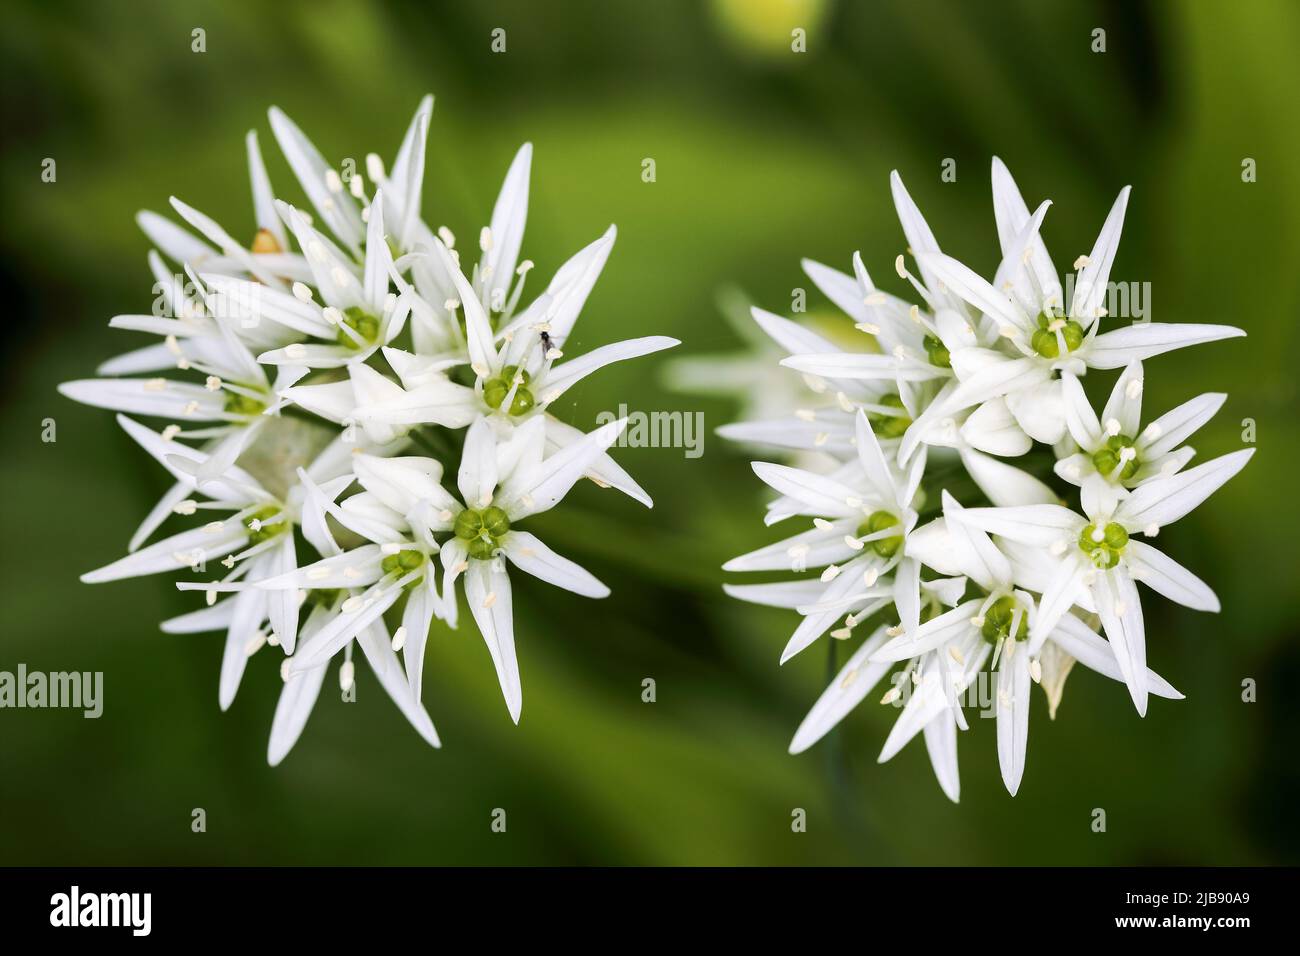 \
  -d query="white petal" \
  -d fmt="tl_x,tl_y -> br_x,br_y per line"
788,625 -> 892,753
722,579 -> 829,609
502,531 -> 609,598
1084,323 -> 1246,369
1126,540 -> 1219,612
1117,449 -> 1254,530
537,336 -> 679,401
948,503 -> 1084,547
1070,186 -> 1130,321
355,621 -> 441,747
268,106 -> 363,252
960,449 -> 1059,507
465,559 -> 522,723
1102,361 -> 1144,438
481,143 -> 531,308
749,462 -> 859,519
1096,566 -> 1148,715
1140,392 -> 1226,459
996,649 -> 1031,796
